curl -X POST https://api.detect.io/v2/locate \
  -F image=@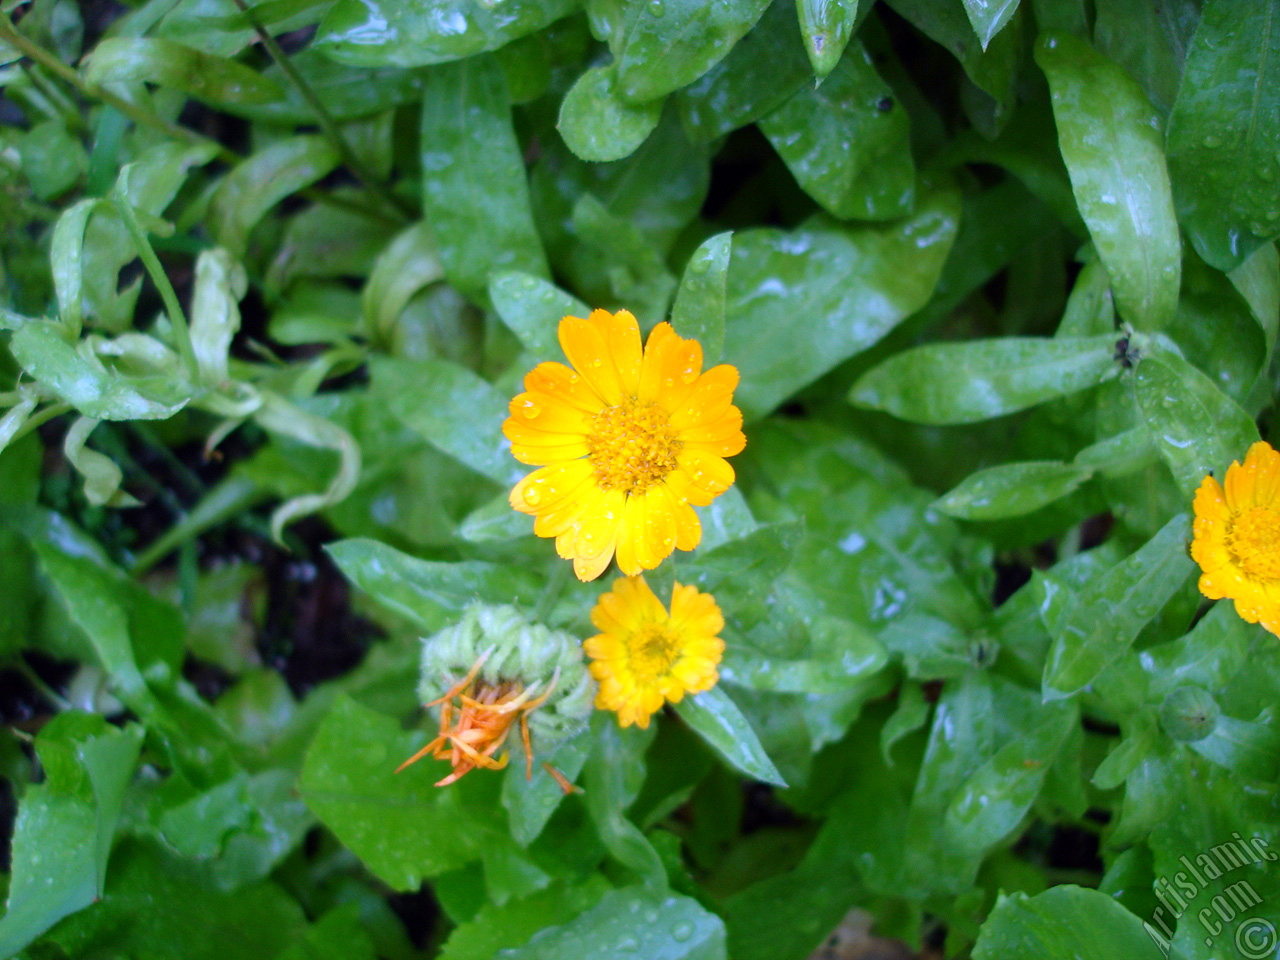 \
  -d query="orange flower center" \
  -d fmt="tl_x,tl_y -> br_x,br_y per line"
627,622 -> 680,677
1229,506 -> 1280,583
586,398 -> 681,494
